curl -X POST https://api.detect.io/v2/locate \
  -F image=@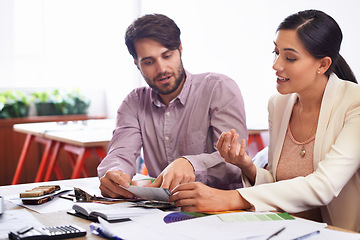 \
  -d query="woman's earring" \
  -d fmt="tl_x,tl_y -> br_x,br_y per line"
317,70 -> 321,74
